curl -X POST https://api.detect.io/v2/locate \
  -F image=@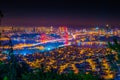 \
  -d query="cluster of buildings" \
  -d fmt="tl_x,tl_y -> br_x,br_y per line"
0,25 -> 120,79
